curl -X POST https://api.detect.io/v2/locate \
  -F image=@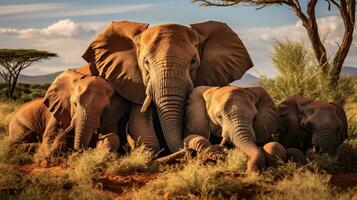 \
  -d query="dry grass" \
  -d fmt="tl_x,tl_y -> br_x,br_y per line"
107,145 -> 157,175
0,100 -> 20,134
132,160 -> 222,200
